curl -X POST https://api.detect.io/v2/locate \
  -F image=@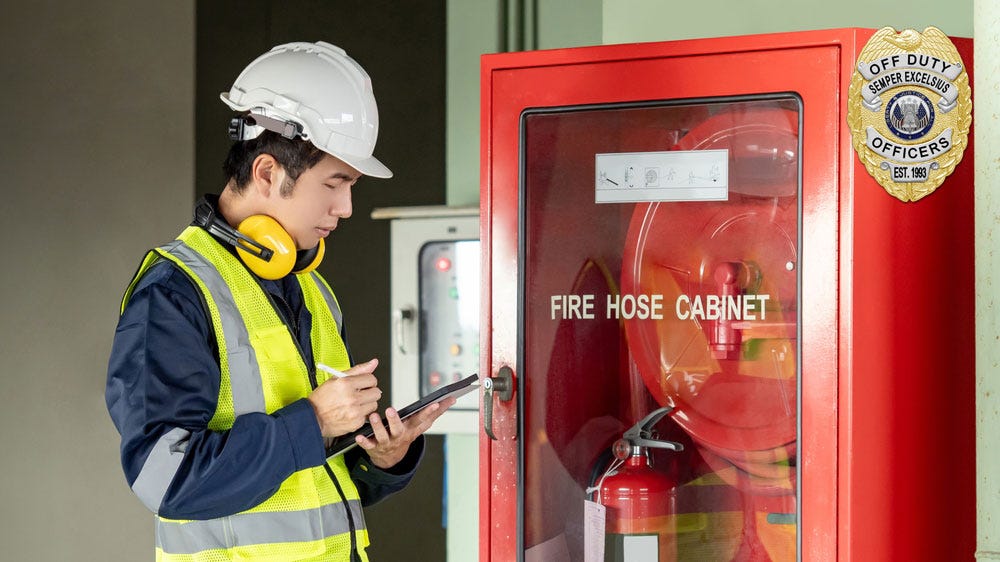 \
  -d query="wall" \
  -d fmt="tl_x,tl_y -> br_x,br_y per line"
602,0 -> 972,43
975,2 -> 1000,559
446,0 -> 603,206
0,2 -> 194,560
